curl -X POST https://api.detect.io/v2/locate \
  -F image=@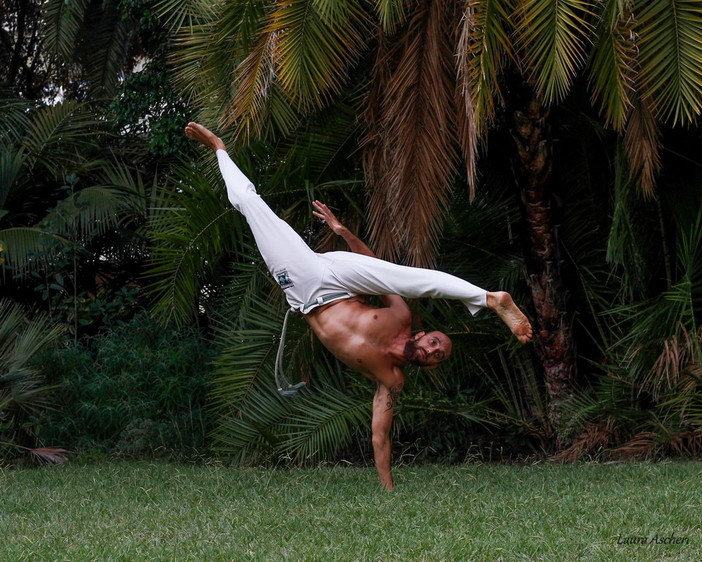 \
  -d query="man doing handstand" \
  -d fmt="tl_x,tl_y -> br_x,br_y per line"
185,122 -> 533,490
